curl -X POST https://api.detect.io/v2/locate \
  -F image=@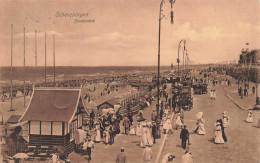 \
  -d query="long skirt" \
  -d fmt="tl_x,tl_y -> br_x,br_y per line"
223,118 -> 229,128
146,129 -> 153,146
104,131 -> 110,144
214,130 -> 225,144
197,123 -> 205,135
246,116 -> 253,123
141,131 -> 148,147
136,125 -> 142,136
95,129 -> 101,142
